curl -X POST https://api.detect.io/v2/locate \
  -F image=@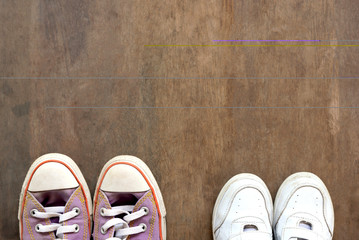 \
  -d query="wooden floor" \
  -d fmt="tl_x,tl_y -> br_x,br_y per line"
1,1 -> 359,239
